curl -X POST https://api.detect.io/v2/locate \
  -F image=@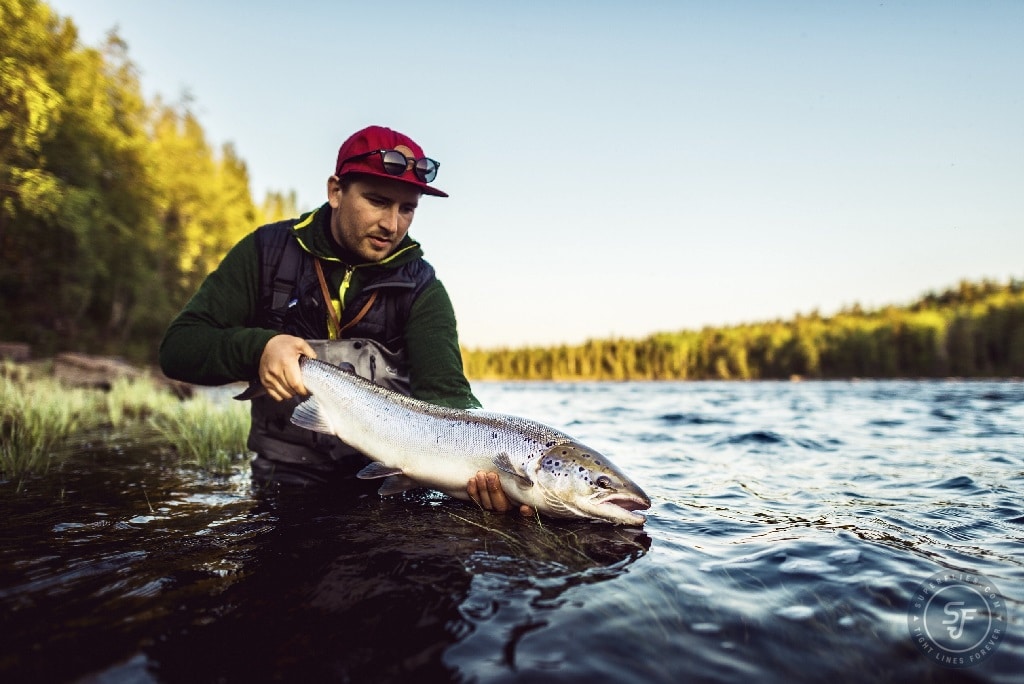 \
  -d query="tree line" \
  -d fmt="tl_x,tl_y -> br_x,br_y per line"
0,0 -> 297,361
462,279 -> 1024,381
3,2 -> 1020,381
